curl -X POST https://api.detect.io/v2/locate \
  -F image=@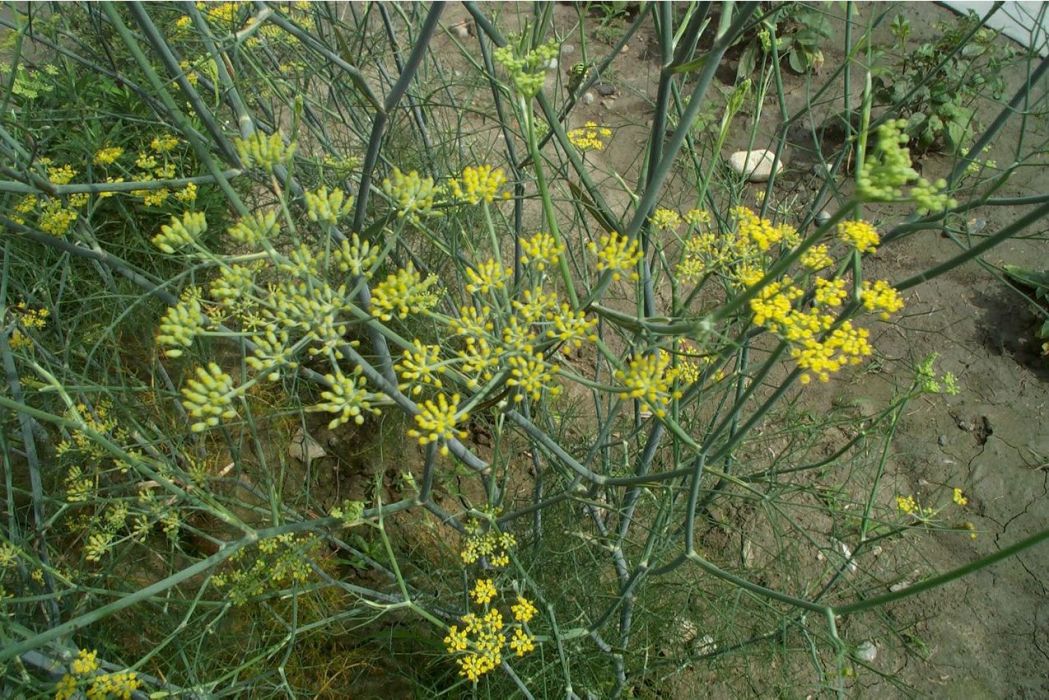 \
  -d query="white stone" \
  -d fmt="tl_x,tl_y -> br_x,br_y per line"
728,149 -> 783,182
452,23 -> 470,40
855,640 -> 878,663
582,91 -> 595,105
